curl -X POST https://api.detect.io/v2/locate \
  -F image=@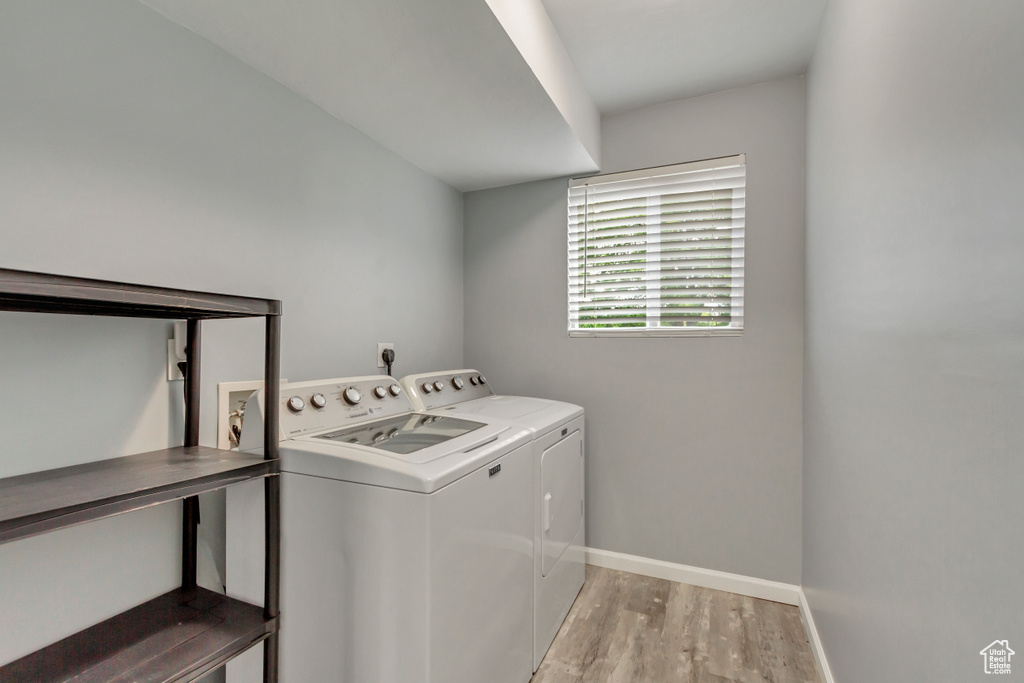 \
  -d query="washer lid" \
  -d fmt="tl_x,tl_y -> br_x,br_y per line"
282,416 -> 530,492
315,413 -> 486,458
240,375 -> 533,491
